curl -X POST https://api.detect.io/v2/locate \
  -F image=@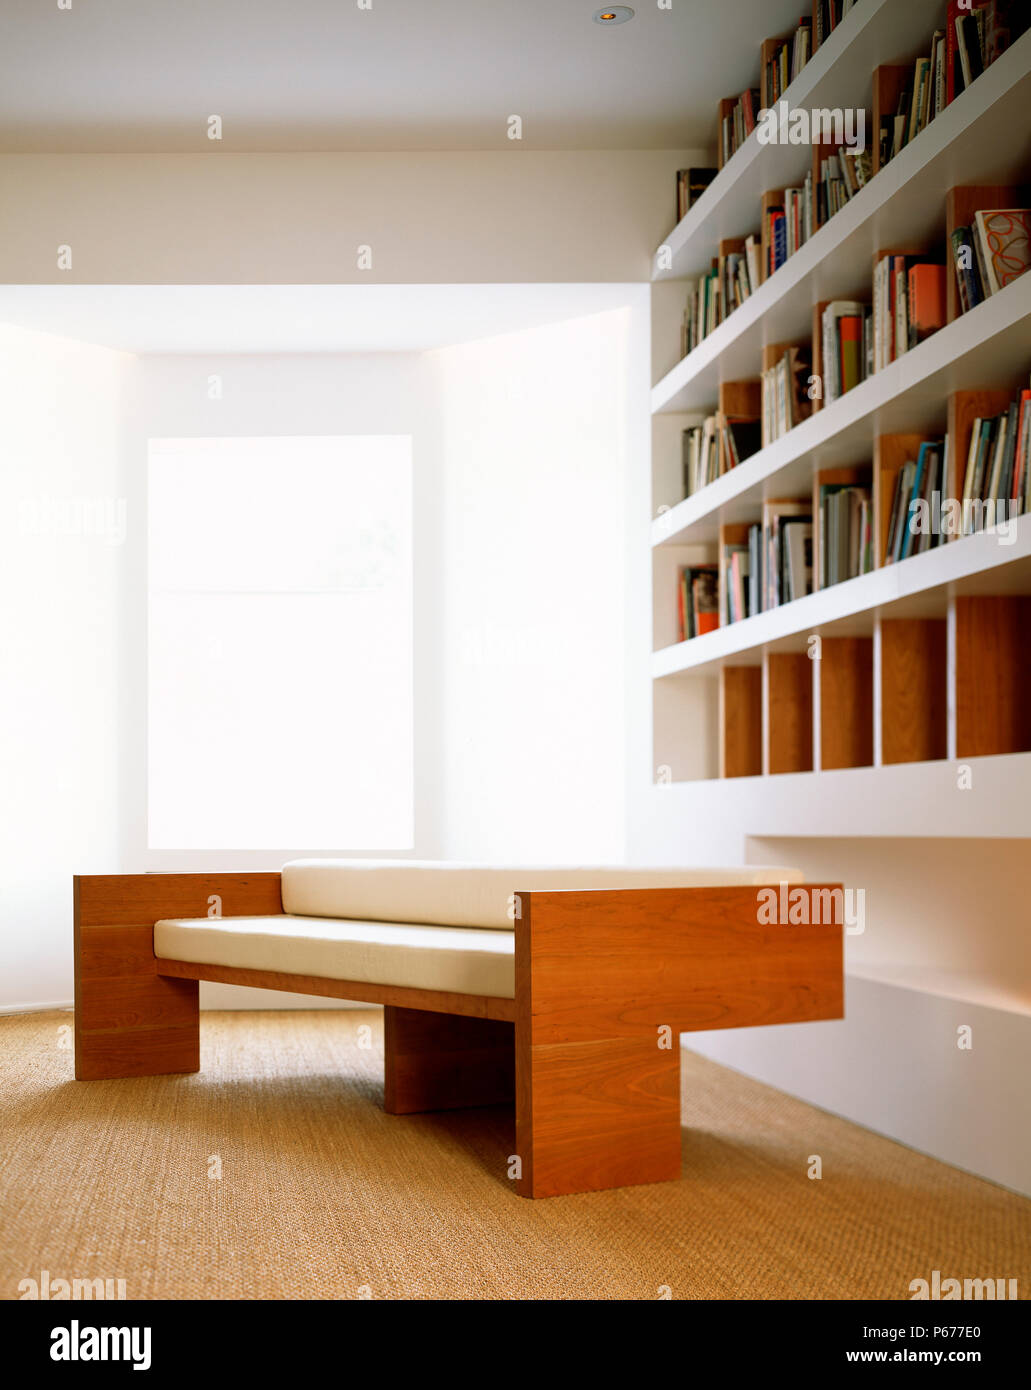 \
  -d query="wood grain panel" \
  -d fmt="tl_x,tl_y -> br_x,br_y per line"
819,636 -> 873,769
720,665 -> 762,778
764,651 -> 813,774
74,874 -> 284,1080
514,884 -> 843,1198
718,378 -> 761,420
74,916 -> 199,1081
75,873 -> 282,927
515,1036 -> 680,1199
156,958 -> 516,1022
383,1006 -> 514,1114
954,596 -> 1031,757
880,618 -> 947,765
